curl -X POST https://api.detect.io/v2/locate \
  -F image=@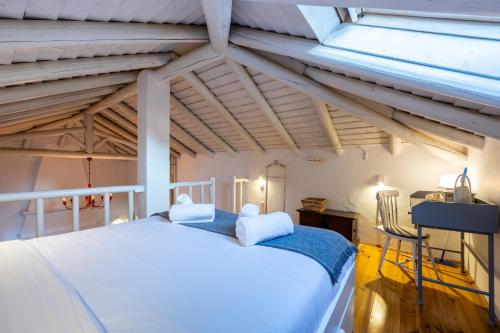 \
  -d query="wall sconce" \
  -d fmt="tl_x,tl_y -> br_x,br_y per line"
257,176 -> 266,191
377,174 -> 386,187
